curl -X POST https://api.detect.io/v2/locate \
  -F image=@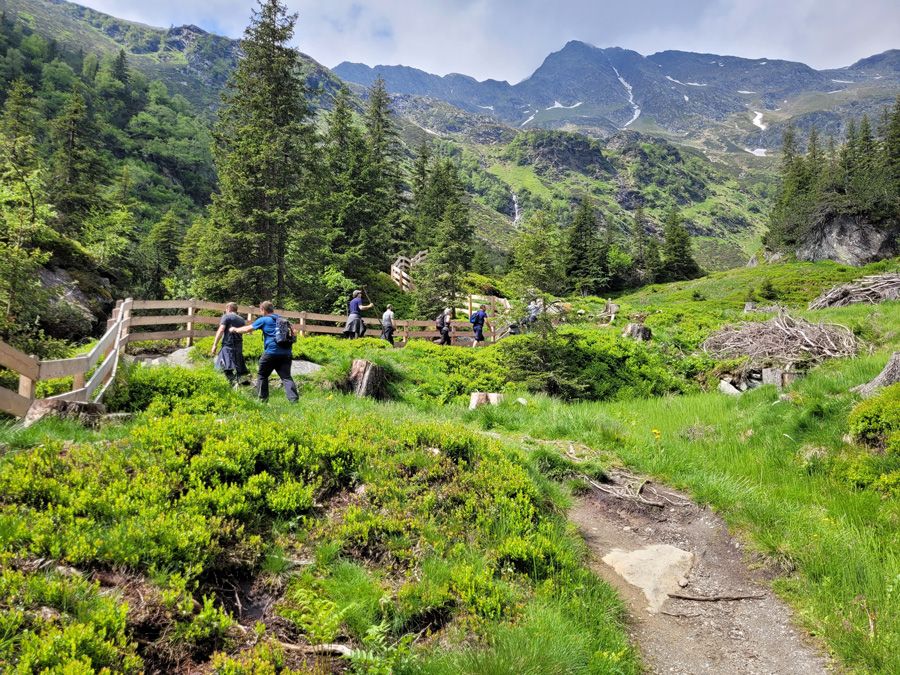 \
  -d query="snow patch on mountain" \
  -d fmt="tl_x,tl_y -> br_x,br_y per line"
827,90 -> 843,94
477,105 -> 494,111
521,113 -> 536,127
612,67 -> 641,128
752,111 -> 767,130
745,148 -> 768,157
737,90 -> 756,94
831,79 -> 854,83
546,101 -> 583,110
665,75 -> 707,87
683,95 -> 689,102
